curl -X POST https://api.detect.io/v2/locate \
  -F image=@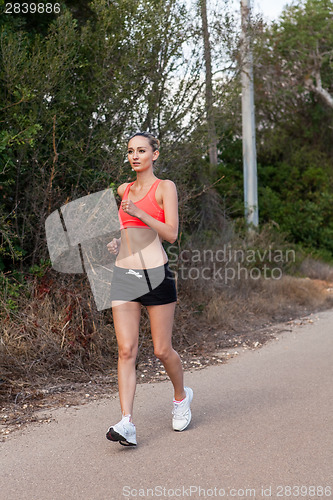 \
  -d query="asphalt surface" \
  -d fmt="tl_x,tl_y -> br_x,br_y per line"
1,310 -> 333,500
